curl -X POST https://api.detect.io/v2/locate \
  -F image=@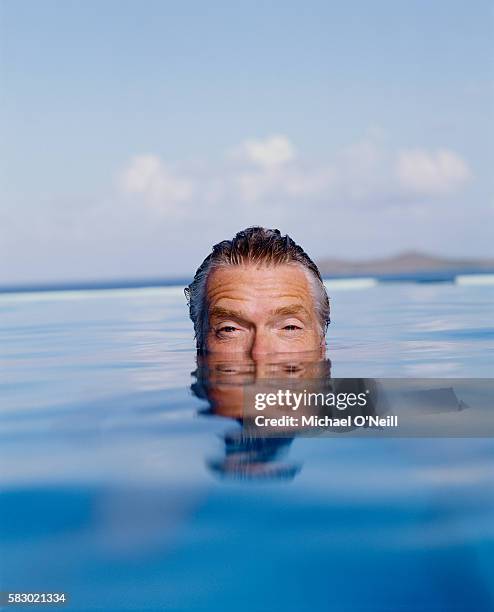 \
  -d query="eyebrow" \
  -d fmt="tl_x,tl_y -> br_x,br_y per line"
208,306 -> 251,327
271,305 -> 310,319
208,304 -> 311,324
